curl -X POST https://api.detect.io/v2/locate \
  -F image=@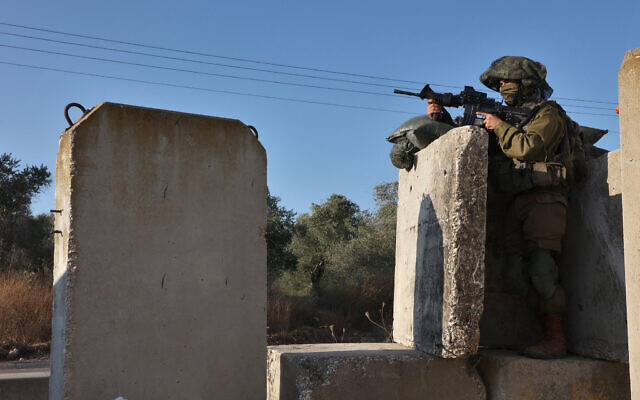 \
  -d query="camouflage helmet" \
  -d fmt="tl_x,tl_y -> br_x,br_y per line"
479,56 -> 553,99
